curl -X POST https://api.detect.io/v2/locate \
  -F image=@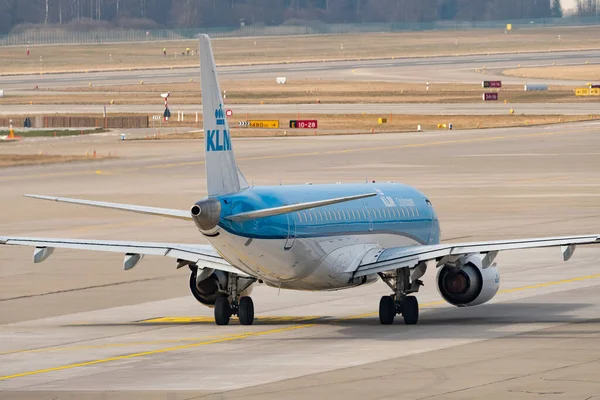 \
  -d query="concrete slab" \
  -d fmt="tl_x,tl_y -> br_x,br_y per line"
1,122 -> 599,398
